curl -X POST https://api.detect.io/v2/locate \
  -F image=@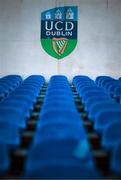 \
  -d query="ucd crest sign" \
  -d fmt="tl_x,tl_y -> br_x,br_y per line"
41,6 -> 78,60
